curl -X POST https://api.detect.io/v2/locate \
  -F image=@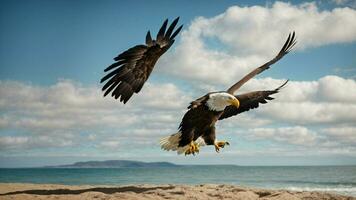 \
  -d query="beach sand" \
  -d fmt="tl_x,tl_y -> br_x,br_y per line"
0,183 -> 354,200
